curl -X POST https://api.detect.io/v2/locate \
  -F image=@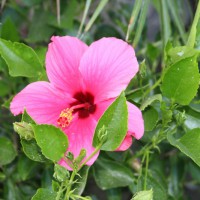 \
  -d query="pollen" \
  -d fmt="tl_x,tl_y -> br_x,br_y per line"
57,108 -> 73,128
